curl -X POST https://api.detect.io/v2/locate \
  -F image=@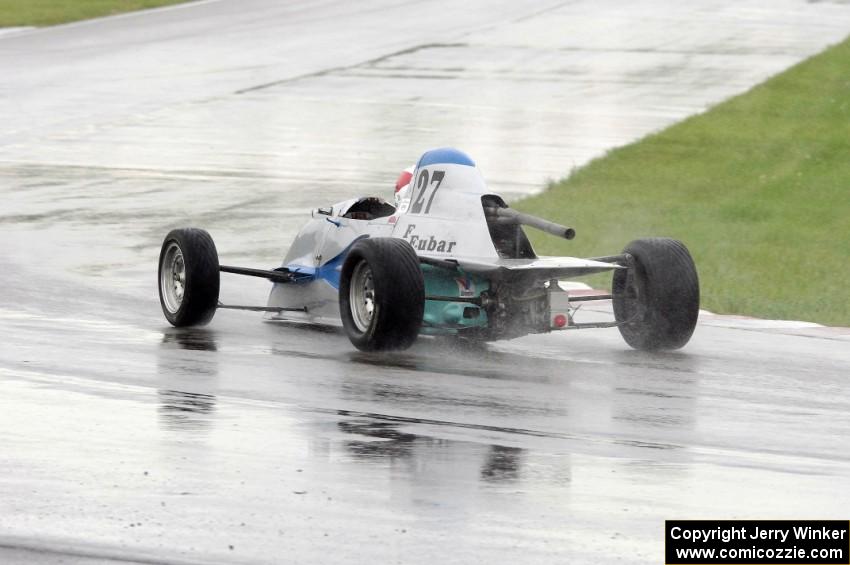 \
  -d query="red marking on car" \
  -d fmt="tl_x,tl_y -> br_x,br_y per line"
395,170 -> 413,192
553,314 -> 568,328
455,276 -> 475,298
